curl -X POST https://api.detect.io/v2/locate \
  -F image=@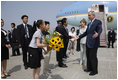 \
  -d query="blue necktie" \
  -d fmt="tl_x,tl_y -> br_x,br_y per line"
89,22 -> 92,30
